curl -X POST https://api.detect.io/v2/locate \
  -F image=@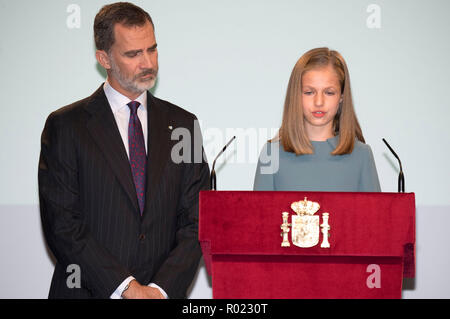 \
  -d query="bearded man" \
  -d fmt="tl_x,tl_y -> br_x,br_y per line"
38,2 -> 209,299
